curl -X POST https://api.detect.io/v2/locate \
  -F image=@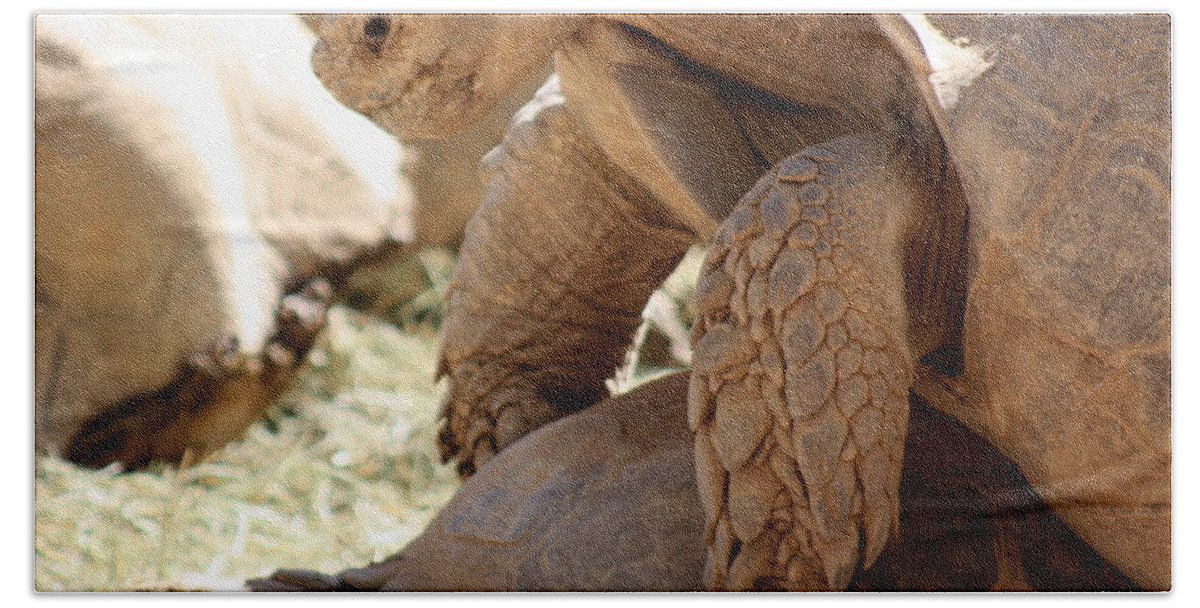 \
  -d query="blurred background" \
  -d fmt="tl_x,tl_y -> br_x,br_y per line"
33,13 -> 700,591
